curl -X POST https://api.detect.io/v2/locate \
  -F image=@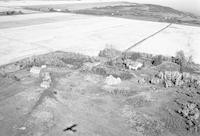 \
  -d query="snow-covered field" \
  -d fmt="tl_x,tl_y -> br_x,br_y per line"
0,0 -> 128,7
0,12 -> 200,65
